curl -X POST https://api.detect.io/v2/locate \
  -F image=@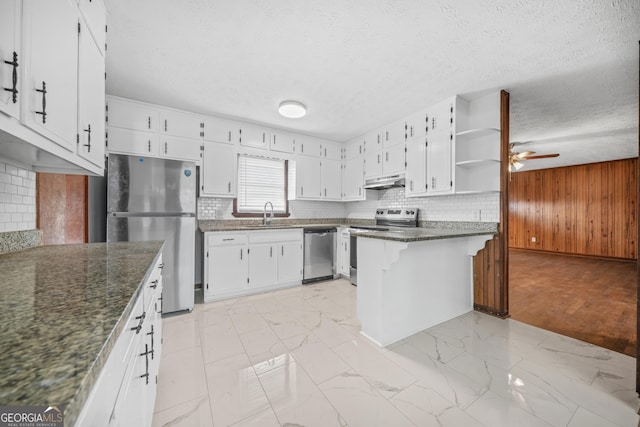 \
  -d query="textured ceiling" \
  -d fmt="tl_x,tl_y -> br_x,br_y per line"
104,0 -> 639,171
